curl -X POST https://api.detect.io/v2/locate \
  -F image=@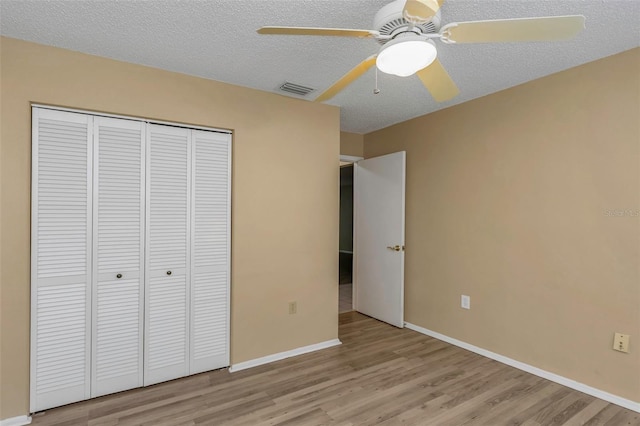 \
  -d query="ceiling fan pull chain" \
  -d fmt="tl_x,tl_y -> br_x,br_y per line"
374,67 -> 380,95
